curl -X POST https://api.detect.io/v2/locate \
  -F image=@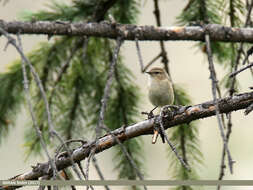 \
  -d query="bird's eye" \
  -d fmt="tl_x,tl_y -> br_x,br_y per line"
154,72 -> 160,74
